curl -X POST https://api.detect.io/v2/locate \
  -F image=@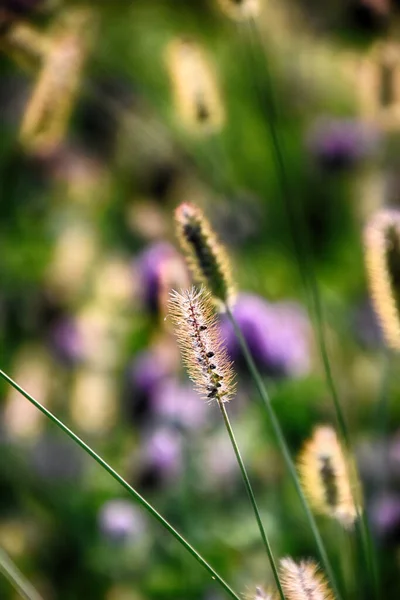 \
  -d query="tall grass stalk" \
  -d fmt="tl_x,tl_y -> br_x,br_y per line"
218,400 -> 285,600
0,369 -> 241,600
225,307 -> 342,600
237,18 -> 379,598
0,547 -> 43,600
